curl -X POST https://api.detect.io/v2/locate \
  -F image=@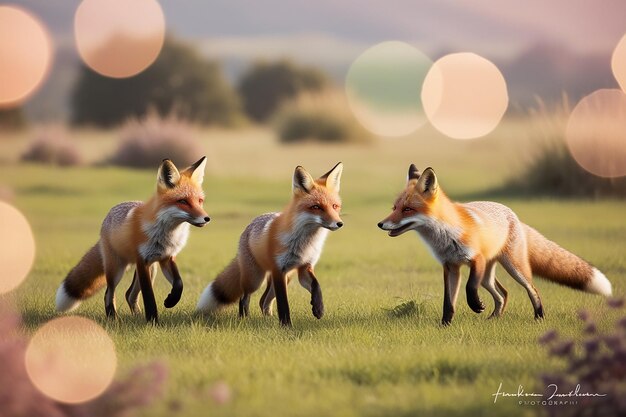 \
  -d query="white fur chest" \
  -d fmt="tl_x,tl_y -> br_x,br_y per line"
275,221 -> 329,271
139,209 -> 190,263
415,216 -> 474,265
